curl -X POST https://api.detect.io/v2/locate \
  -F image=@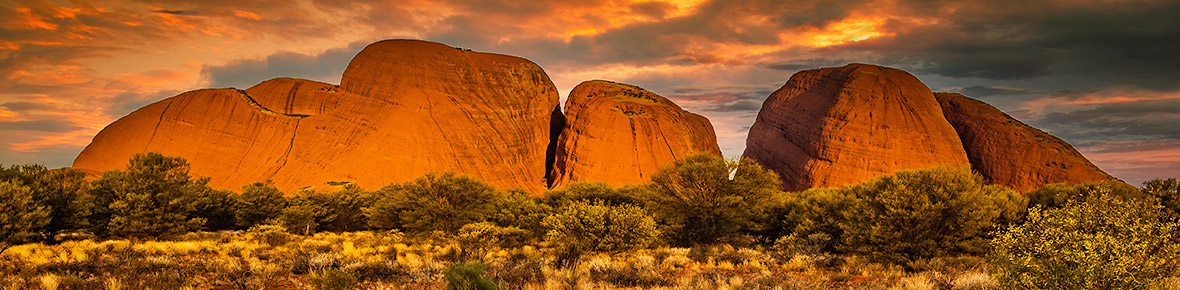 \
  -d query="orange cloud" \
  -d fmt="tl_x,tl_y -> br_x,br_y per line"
804,17 -> 887,47
9,7 -> 59,30
234,10 -> 262,20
